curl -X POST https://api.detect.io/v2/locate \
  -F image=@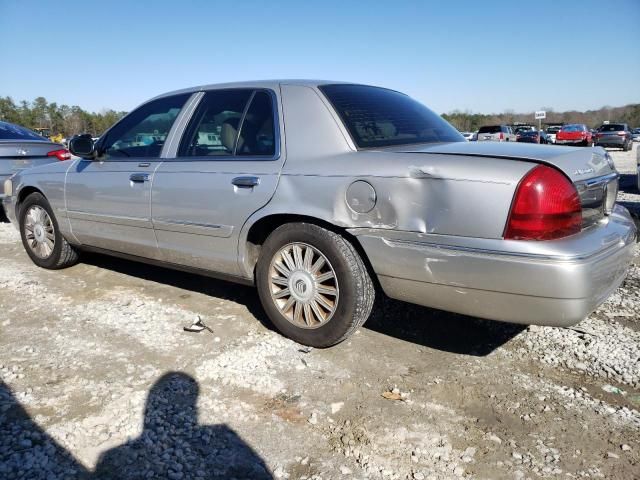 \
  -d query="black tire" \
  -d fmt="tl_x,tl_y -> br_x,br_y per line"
256,223 -> 375,347
19,192 -> 79,269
